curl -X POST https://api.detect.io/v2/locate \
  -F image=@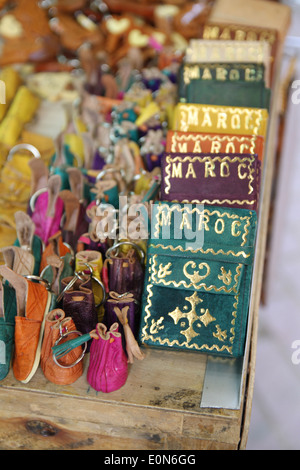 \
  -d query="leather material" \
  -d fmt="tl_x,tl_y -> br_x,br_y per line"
197,23 -> 278,84
166,131 -> 265,162
1,245 -> 35,276
39,230 -> 72,274
172,103 -> 269,137
104,248 -> 144,298
14,211 -> 43,276
178,63 -> 266,88
0,67 -> 22,121
138,202 -> 257,357
104,292 -> 140,352
61,275 -> 98,349
75,250 -> 104,310
185,40 -> 271,86
41,252 -> 74,298
87,322 -> 128,393
0,265 -> 51,383
178,62 -> 270,109
90,179 -> 119,208
0,282 -> 17,381
180,78 -> 271,109
161,152 -> 261,211
140,129 -> 164,171
40,309 -> 83,385
31,175 -> 64,246
14,234 -> 43,277
58,167 -> 90,249
0,86 -> 40,146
